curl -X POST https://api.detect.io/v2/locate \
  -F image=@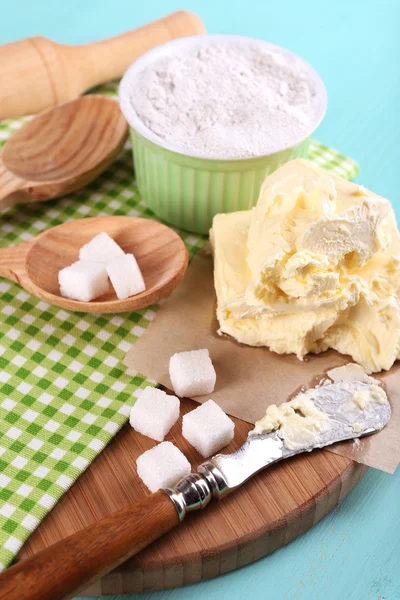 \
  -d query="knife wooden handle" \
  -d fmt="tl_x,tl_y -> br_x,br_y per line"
0,10 -> 205,120
0,491 -> 179,600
